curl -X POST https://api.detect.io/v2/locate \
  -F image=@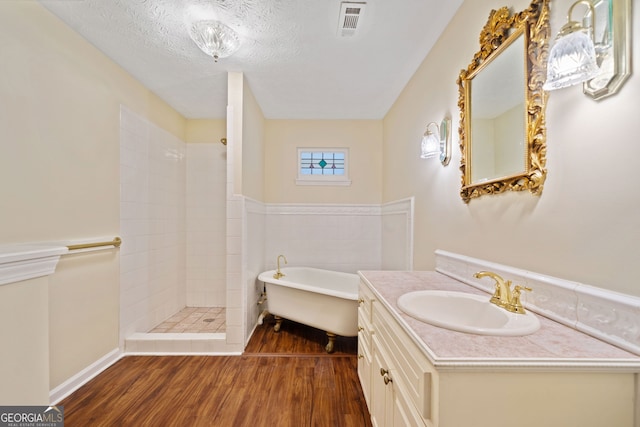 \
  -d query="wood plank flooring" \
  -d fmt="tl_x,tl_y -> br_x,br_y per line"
60,316 -> 371,427
245,315 -> 358,355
